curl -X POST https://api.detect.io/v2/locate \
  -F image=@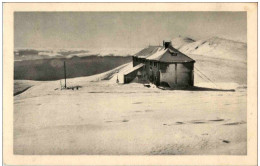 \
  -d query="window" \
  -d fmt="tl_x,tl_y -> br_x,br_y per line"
160,63 -> 168,73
